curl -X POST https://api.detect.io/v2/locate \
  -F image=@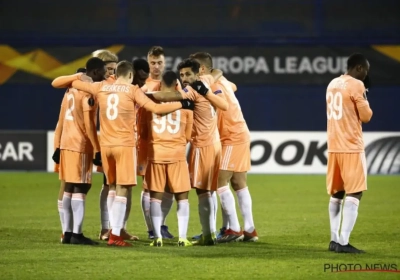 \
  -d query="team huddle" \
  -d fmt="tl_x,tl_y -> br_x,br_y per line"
51,47 -> 257,247
51,47 -> 373,253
